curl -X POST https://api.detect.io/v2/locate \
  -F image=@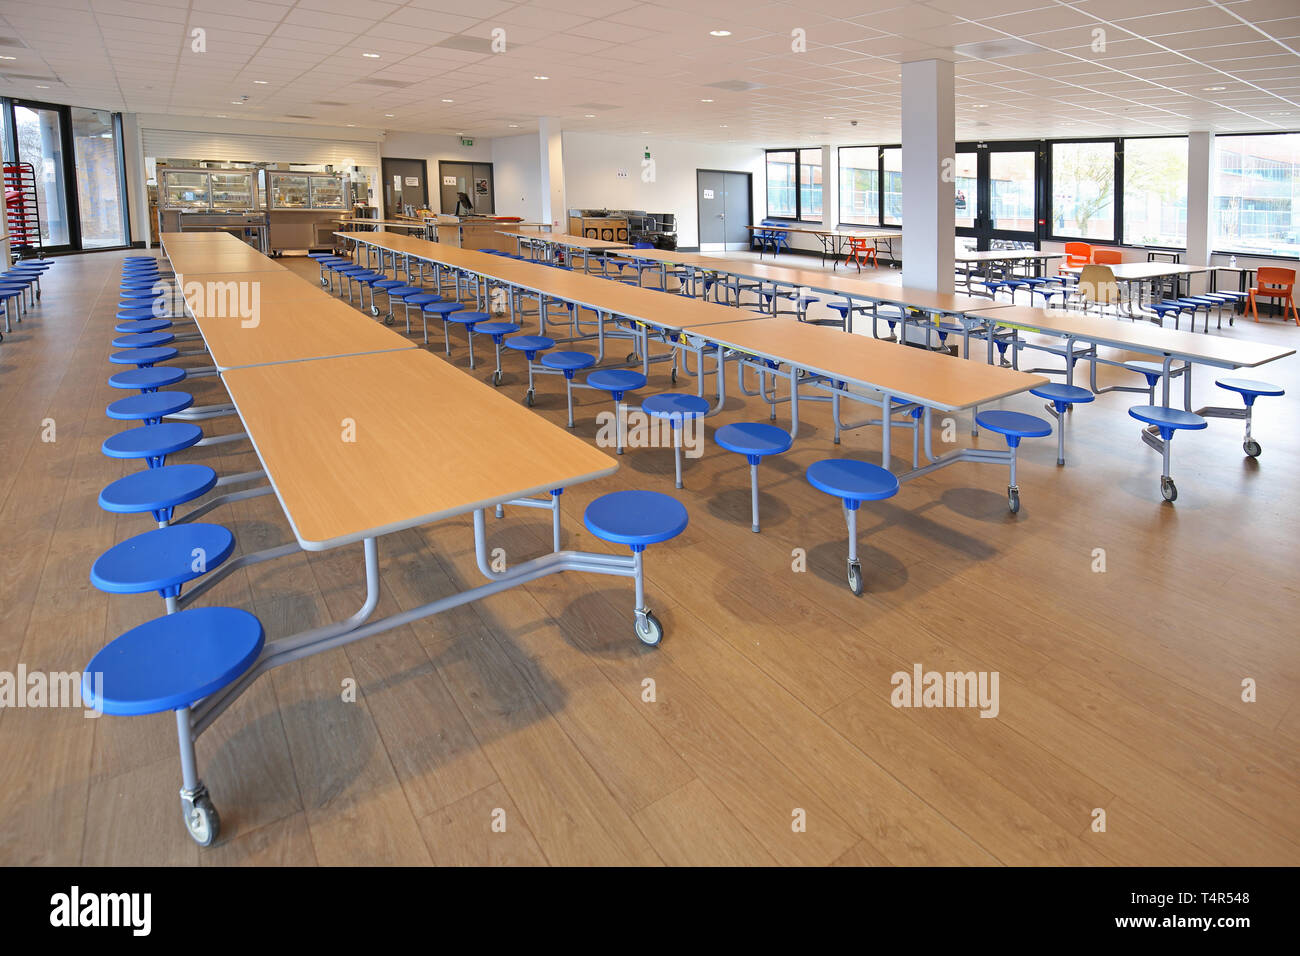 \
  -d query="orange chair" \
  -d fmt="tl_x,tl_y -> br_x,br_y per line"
844,236 -> 877,272
1092,249 -> 1123,265
1248,267 -> 1298,324
1061,241 -> 1091,274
